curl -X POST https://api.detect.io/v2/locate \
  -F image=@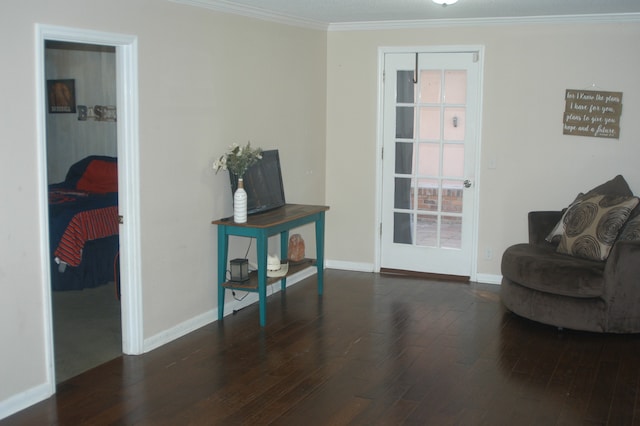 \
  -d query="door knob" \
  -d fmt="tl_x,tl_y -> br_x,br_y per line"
463,179 -> 472,188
